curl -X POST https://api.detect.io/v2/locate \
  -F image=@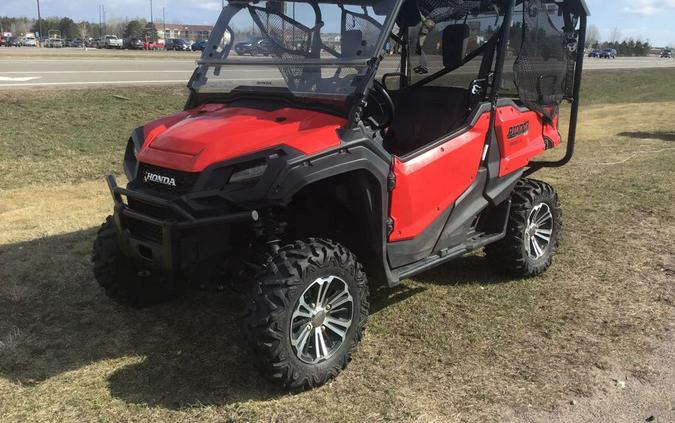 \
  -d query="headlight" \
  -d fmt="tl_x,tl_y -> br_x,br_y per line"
123,138 -> 137,180
229,161 -> 267,184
